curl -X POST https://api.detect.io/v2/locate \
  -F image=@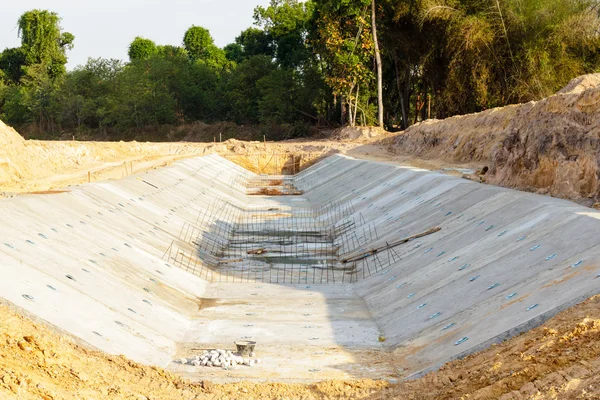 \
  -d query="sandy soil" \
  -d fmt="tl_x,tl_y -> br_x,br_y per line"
2,294 -> 600,399
389,74 -> 600,206
0,119 -> 379,196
